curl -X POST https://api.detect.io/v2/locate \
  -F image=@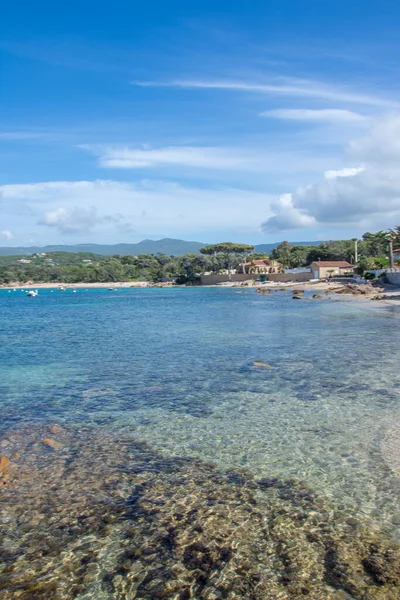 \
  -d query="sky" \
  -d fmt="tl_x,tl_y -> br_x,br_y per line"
2,0 -> 400,246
